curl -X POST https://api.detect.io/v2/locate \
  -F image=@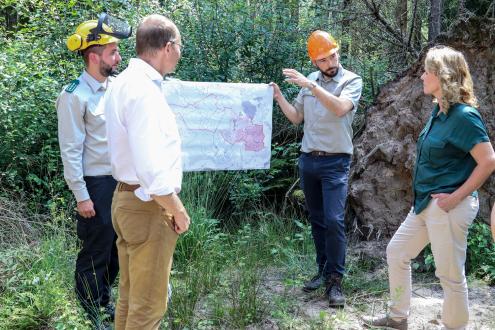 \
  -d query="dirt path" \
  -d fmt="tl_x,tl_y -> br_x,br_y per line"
256,266 -> 495,329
